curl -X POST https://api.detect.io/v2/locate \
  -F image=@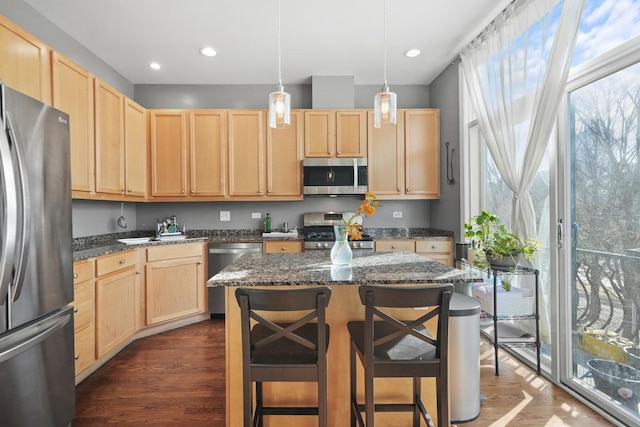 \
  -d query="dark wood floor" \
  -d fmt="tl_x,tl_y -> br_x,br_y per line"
74,319 -> 615,426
